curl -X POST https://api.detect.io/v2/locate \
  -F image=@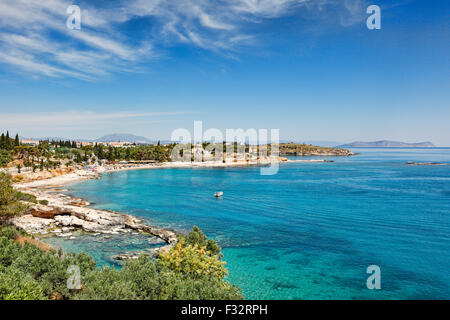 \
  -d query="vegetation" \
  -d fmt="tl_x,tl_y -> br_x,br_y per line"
279,143 -> 353,156
0,150 -> 12,168
0,131 -> 177,169
0,173 -> 31,217
0,224 -> 242,300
